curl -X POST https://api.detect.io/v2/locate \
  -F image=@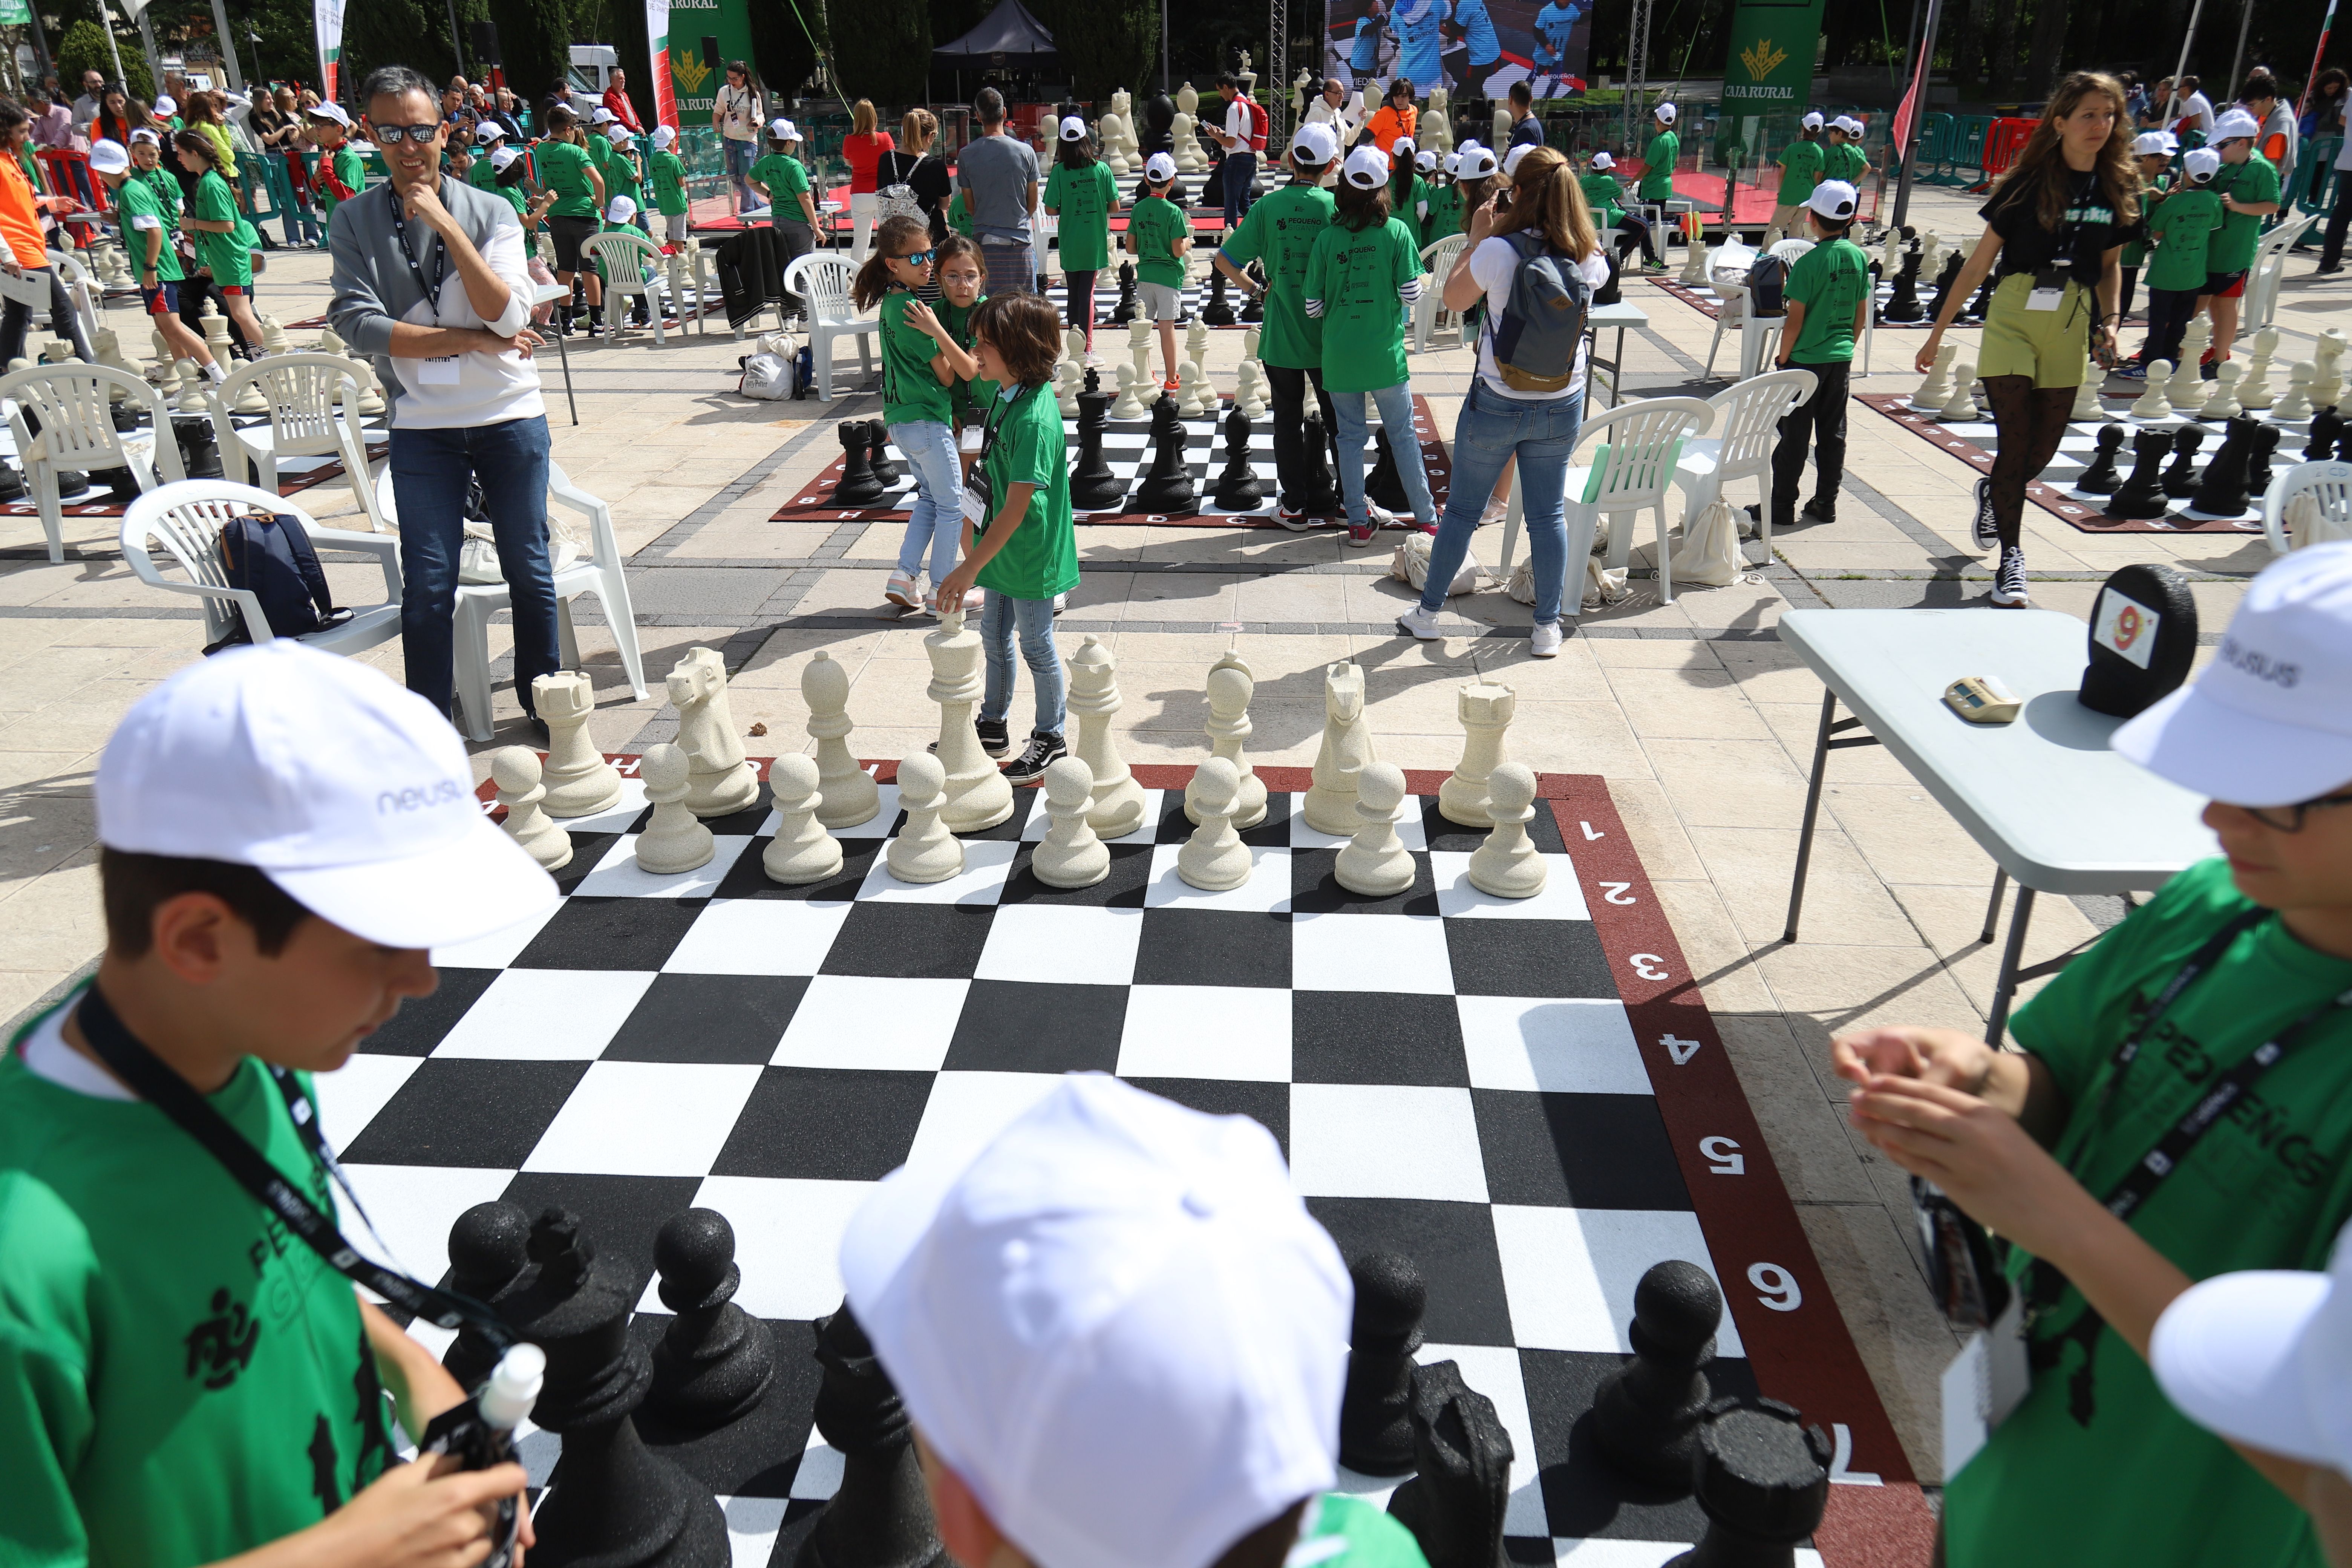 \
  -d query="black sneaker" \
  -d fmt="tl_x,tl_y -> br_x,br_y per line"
1800,496 -> 1836,525
1002,729 -> 1067,785
1991,545 -> 2030,607
1972,478 -> 2000,552
975,717 -> 1011,758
